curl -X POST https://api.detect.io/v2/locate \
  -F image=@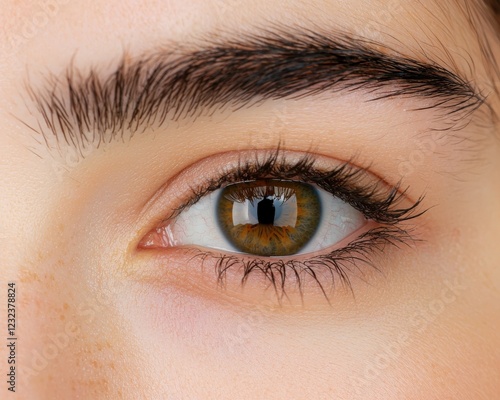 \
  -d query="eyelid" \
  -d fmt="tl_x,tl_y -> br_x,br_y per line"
168,150 -> 422,224
138,224 -> 415,307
